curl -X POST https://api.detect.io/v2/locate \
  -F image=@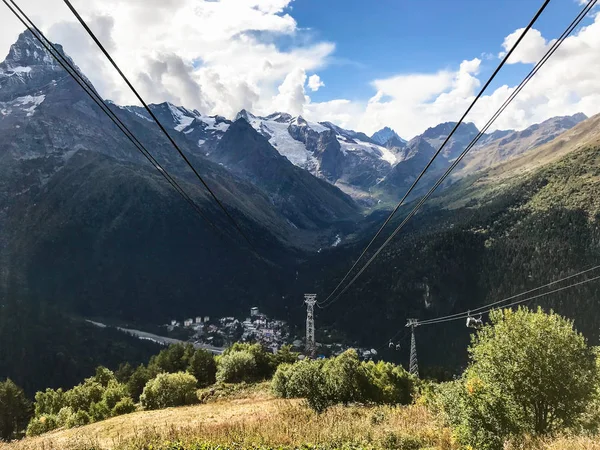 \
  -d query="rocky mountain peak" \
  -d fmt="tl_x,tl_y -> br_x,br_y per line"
235,109 -> 257,123
421,121 -> 479,140
1,30 -> 59,69
0,29 -> 91,102
371,126 -> 406,146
